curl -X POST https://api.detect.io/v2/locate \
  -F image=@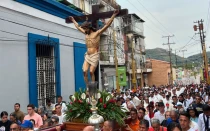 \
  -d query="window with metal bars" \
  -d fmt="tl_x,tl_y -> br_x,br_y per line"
36,40 -> 56,107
